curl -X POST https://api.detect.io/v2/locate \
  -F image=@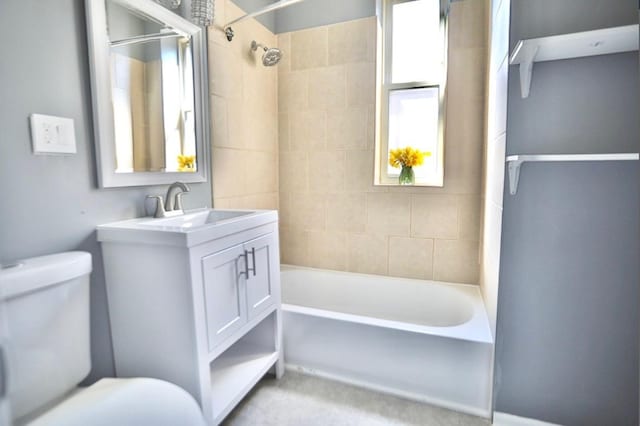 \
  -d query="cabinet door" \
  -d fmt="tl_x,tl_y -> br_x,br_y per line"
244,233 -> 280,320
202,244 -> 247,350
